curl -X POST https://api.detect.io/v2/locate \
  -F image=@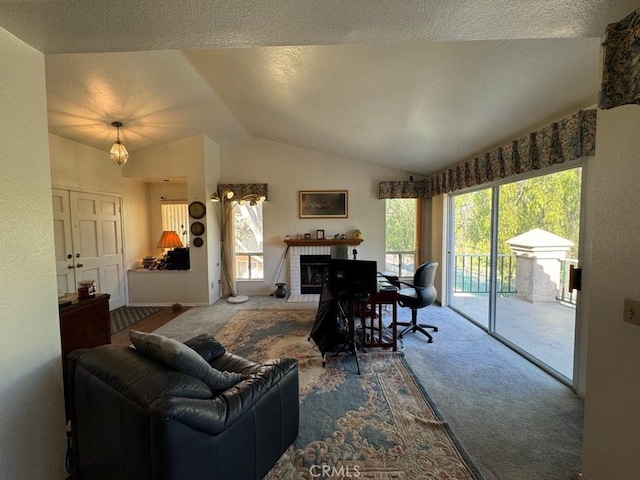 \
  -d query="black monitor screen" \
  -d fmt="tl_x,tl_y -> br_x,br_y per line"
328,259 -> 378,300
